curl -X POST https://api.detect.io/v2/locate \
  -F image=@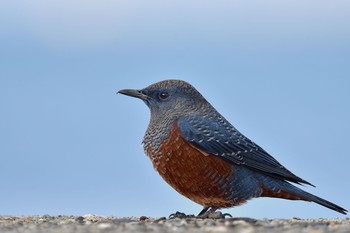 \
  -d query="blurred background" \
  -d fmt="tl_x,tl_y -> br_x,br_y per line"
0,0 -> 349,218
